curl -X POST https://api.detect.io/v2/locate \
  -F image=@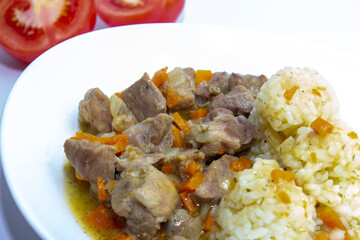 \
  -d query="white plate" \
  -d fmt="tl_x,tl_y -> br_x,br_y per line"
1,23 -> 360,240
